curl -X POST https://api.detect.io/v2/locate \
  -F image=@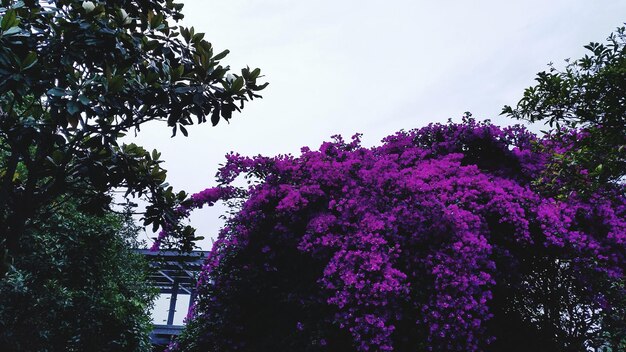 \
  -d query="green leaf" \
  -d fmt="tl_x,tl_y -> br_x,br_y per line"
2,26 -> 20,36
594,164 -> 603,174
180,26 -> 191,43
171,64 -> 184,81
78,95 -> 90,105
20,51 -> 37,70
144,40 -> 160,51
1,9 -> 17,31
67,101 -> 81,115
192,32 -> 205,43
47,88 -> 66,97
150,12 -> 163,29
221,106 -> 232,121
107,76 -> 125,93
231,76 -> 244,92
212,49 -> 229,61
251,82 -> 269,91
211,108 -> 220,126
